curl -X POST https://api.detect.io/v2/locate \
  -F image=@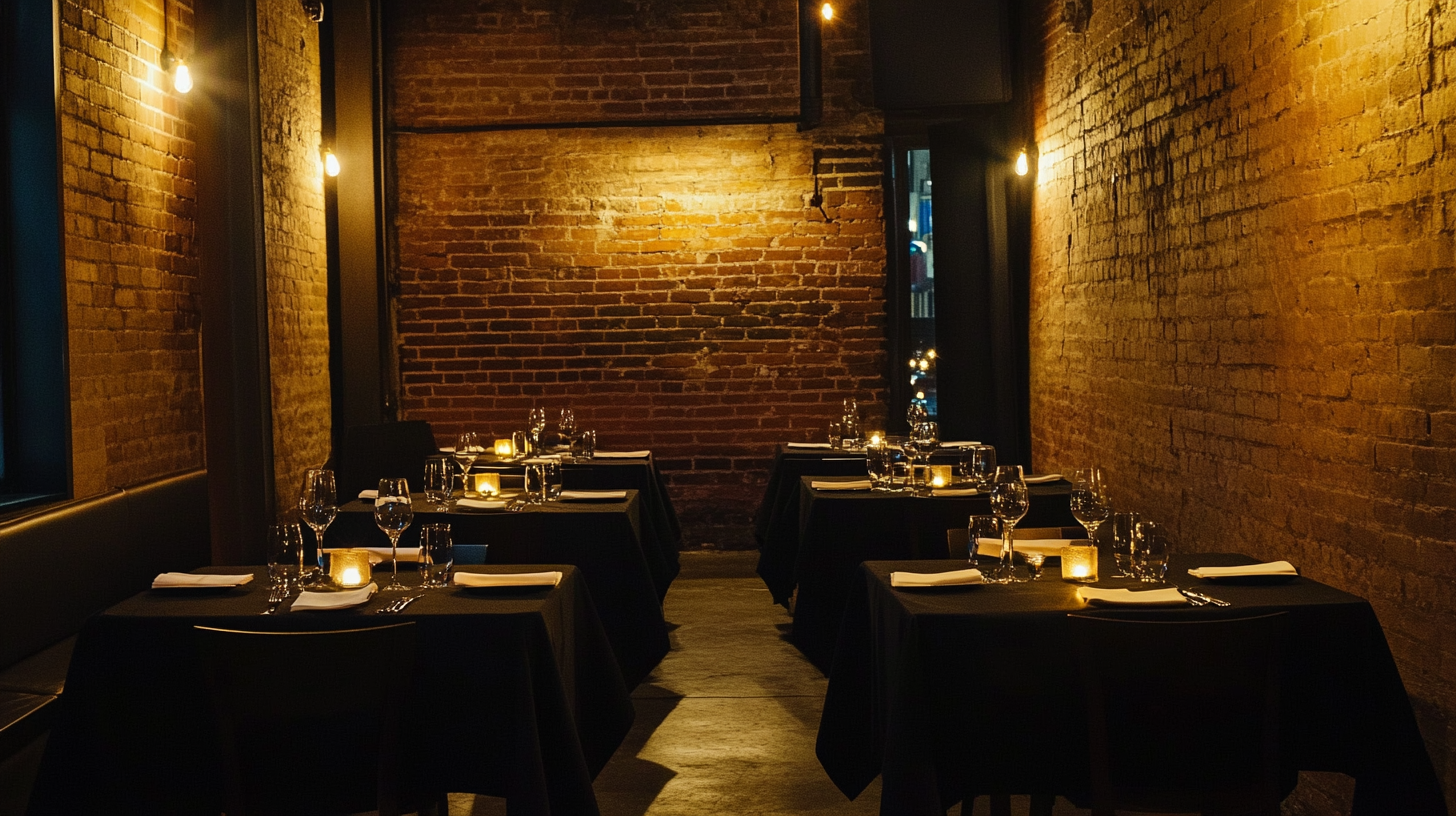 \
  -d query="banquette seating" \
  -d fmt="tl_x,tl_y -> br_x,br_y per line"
0,469 -> 210,814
